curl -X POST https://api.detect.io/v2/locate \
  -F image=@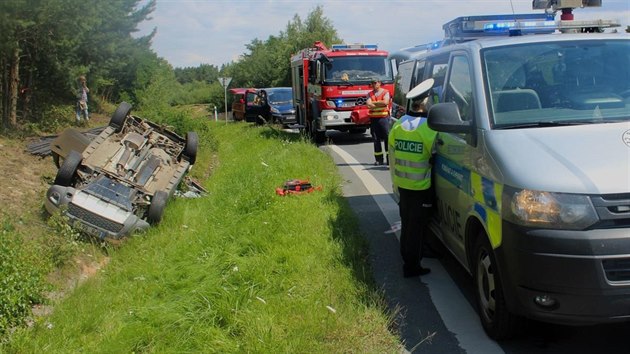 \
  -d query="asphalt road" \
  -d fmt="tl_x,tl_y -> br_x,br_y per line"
321,130 -> 630,354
